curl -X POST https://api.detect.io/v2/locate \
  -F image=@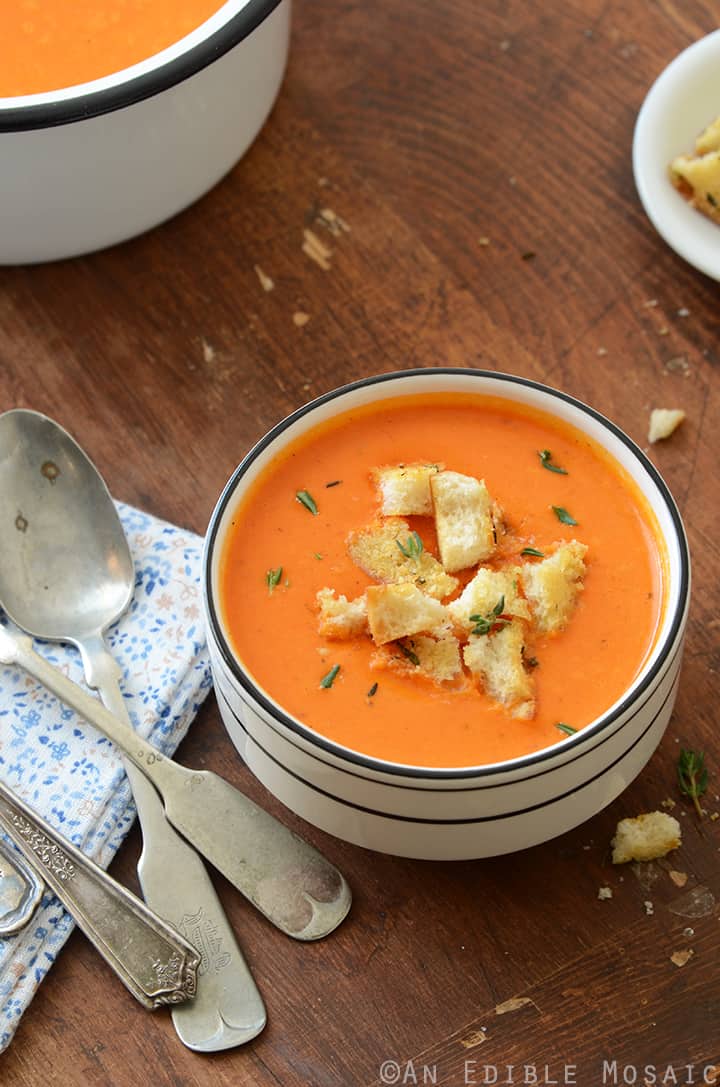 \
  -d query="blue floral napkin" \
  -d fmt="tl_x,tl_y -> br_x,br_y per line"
0,503 -> 213,1051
